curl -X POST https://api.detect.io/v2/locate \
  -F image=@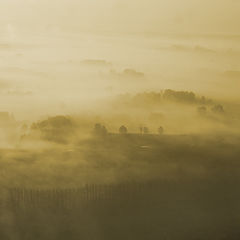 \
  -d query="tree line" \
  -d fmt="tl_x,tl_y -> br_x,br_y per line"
93,123 -> 164,136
